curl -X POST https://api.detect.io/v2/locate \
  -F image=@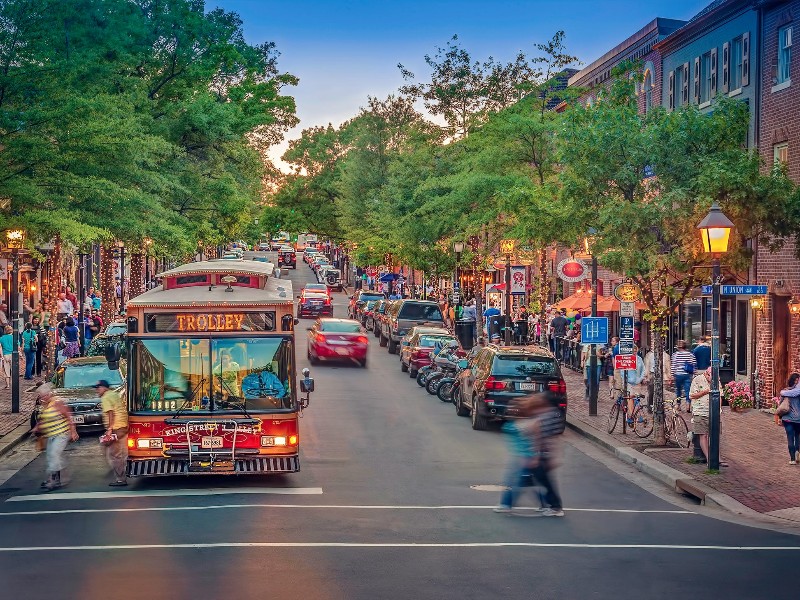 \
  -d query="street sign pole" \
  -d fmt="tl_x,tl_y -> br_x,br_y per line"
589,254 -> 598,415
